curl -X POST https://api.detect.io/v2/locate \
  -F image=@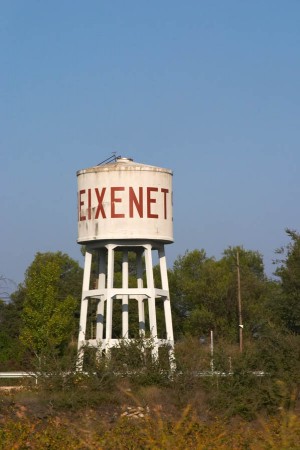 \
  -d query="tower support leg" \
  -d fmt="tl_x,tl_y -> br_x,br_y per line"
144,244 -> 158,360
96,248 -> 106,354
105,244 -> 115,356
137,250 -> 145,335
77,248 -> 92,369
122,251 -> 129,338
159,245 -> 176,370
